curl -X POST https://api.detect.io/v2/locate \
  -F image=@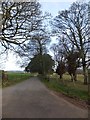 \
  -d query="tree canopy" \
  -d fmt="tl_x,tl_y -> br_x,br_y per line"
25,54 -> 55,75
0,0 -> 42,52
